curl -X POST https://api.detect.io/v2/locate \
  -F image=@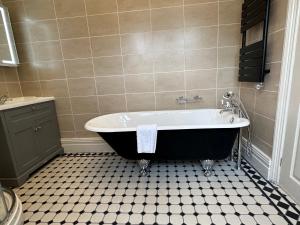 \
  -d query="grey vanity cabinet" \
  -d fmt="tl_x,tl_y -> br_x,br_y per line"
0,101 -> 63,187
